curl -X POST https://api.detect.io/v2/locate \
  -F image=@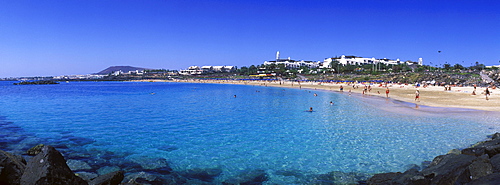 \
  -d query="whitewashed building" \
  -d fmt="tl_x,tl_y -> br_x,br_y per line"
264,51 -> 320,69
322,55 -> 423,68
